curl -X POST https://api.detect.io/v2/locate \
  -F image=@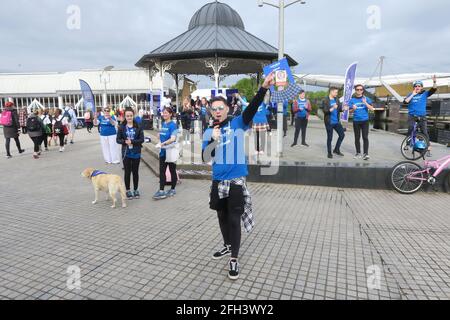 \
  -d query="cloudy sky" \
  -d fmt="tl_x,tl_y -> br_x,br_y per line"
1,0 -> 449,88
